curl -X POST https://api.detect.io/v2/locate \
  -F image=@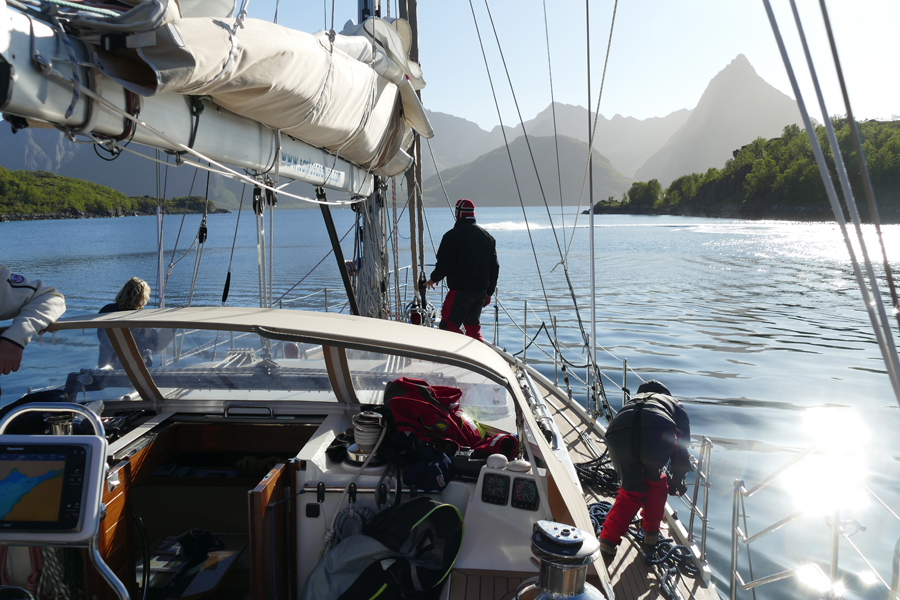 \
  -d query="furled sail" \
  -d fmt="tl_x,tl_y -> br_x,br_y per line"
89,2 -> 431,173
0,0 -> 431,186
